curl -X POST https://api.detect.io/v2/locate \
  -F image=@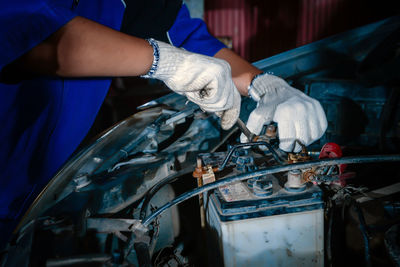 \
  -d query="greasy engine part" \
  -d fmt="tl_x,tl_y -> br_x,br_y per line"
140,140 -> 400,266
199,144 -> 322,266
